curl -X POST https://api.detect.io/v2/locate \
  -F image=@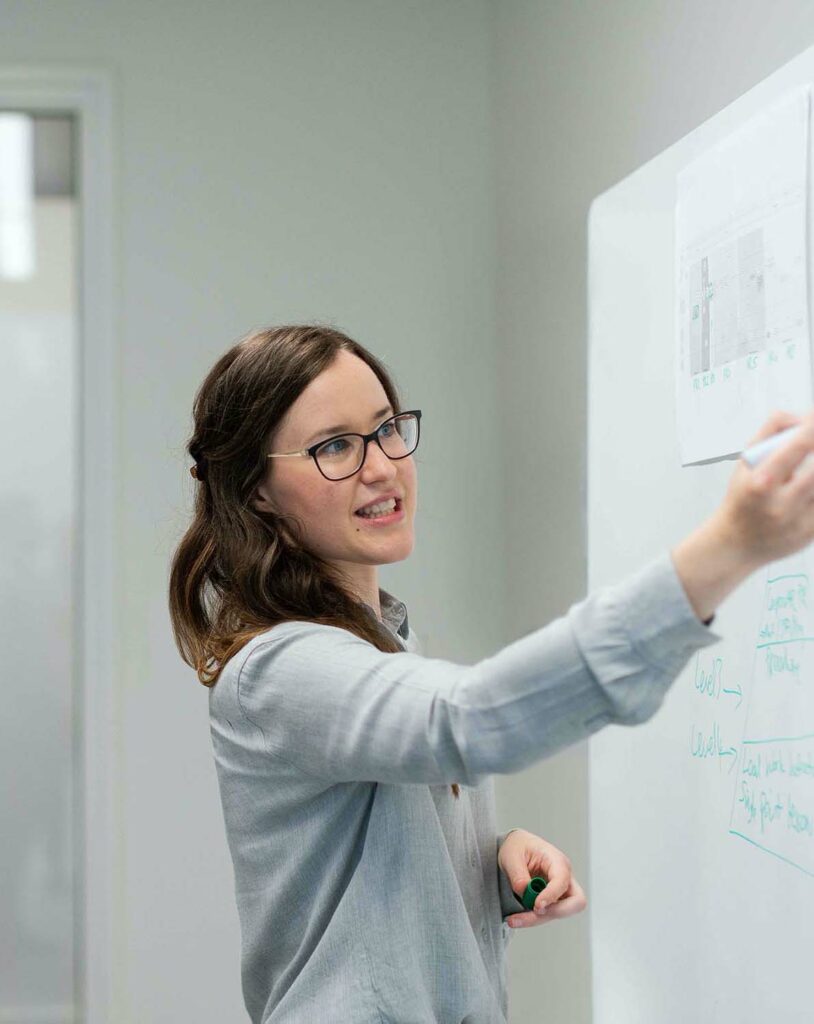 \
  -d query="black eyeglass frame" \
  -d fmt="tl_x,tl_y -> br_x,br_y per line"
266,409 -> 422,481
